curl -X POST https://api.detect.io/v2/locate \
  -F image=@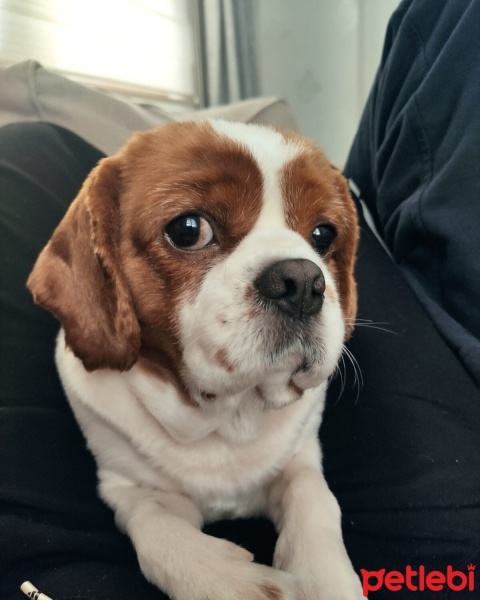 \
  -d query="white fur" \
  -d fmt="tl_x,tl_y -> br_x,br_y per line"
179,227 -> 344,415
55,121 -> 363,600
209,119 -> 299,229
